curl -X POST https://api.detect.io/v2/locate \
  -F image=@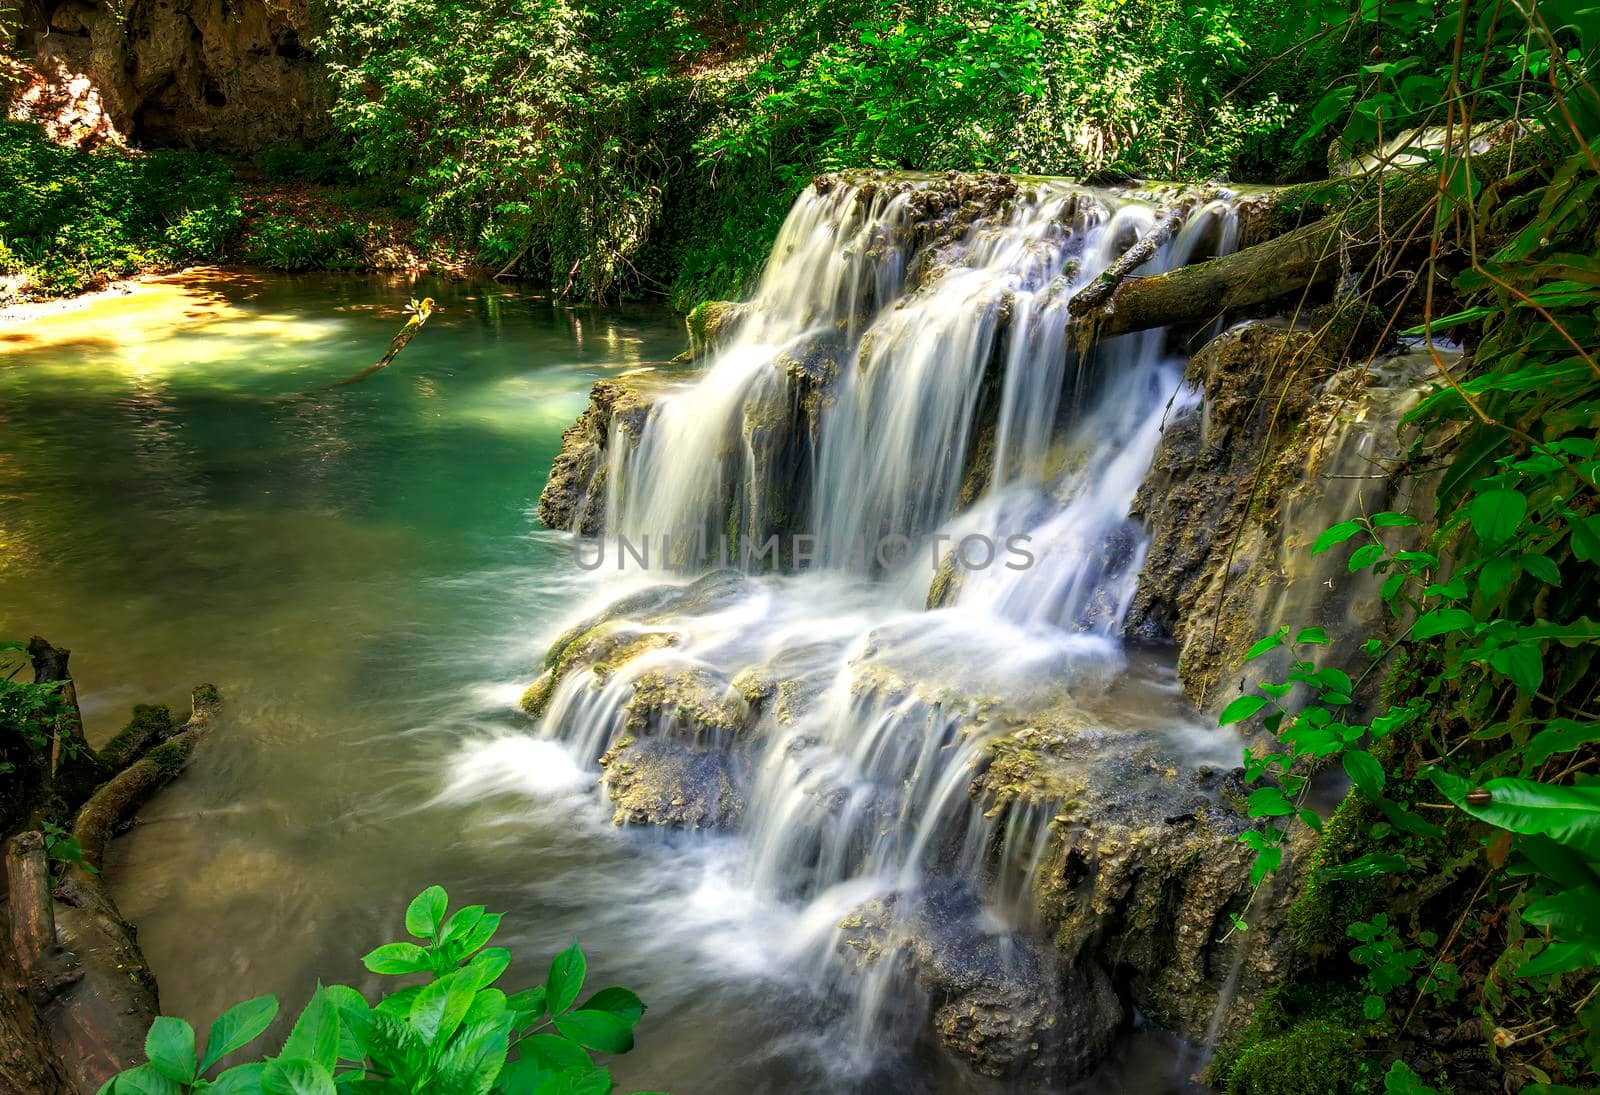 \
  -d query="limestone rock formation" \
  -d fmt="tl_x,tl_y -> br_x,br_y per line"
16,0 -> 327,152
535,373 -> 667,533
1124,319 -> 1437,712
